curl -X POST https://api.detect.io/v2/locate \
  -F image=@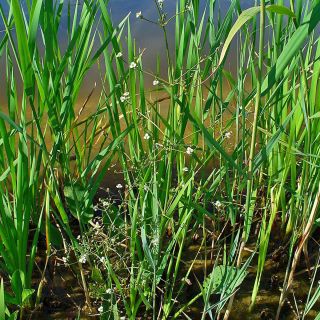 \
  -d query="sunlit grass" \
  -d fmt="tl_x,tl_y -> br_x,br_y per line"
0,0 -> 319,319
